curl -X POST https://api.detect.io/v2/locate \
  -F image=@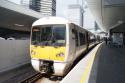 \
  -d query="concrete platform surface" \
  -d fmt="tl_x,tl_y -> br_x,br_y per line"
61,43 -> 125,83
89,43 -> 125,83
61,44 -> 101,83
